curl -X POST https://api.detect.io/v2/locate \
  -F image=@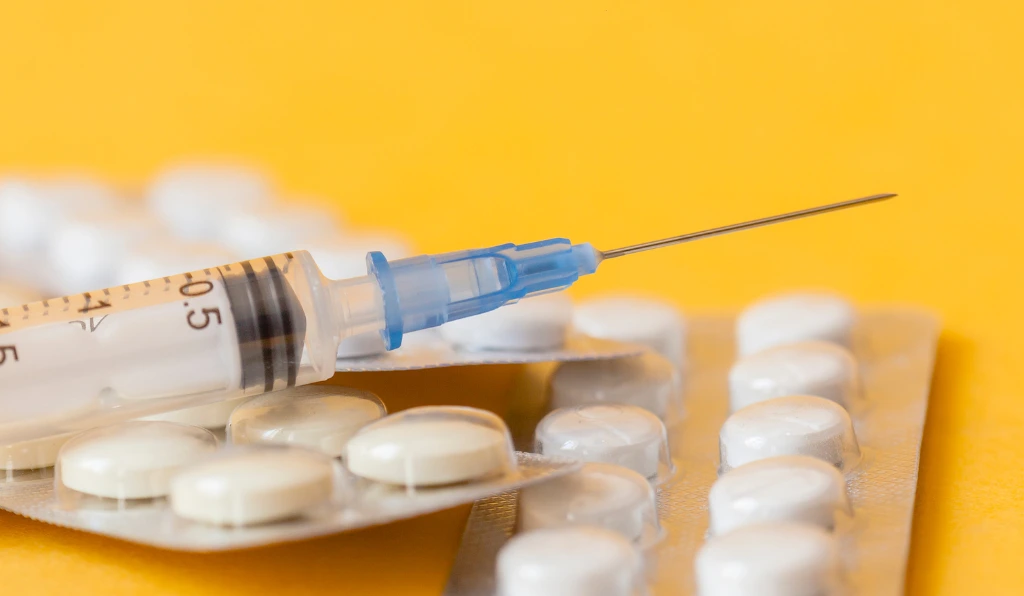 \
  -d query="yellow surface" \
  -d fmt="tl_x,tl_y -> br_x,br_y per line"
0,1 -> 1020,594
